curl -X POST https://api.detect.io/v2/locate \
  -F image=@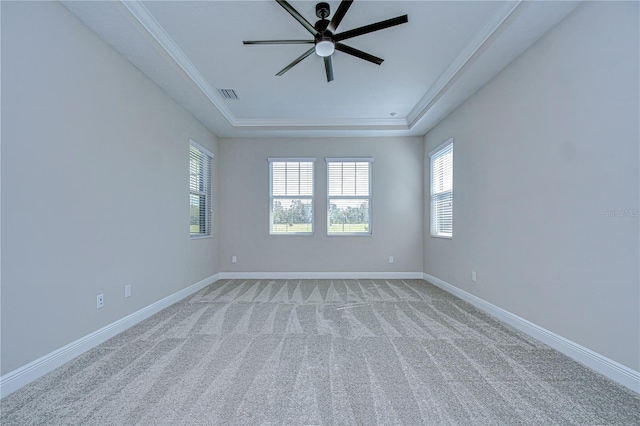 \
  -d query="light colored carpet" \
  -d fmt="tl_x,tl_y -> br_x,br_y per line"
2,279 -> 639,425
